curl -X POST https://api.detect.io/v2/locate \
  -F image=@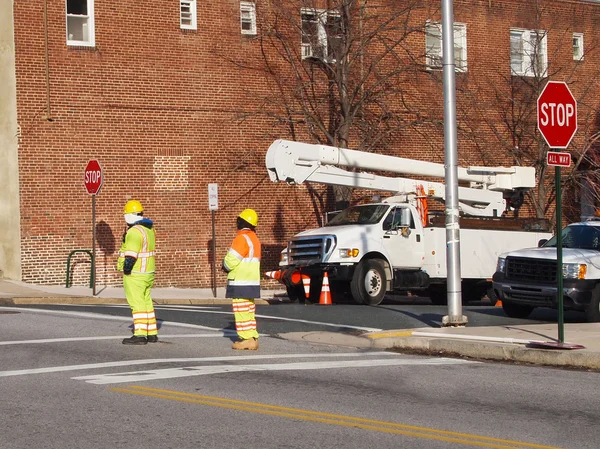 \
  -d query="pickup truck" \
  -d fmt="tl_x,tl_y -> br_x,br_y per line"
492,219 -> 600,322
